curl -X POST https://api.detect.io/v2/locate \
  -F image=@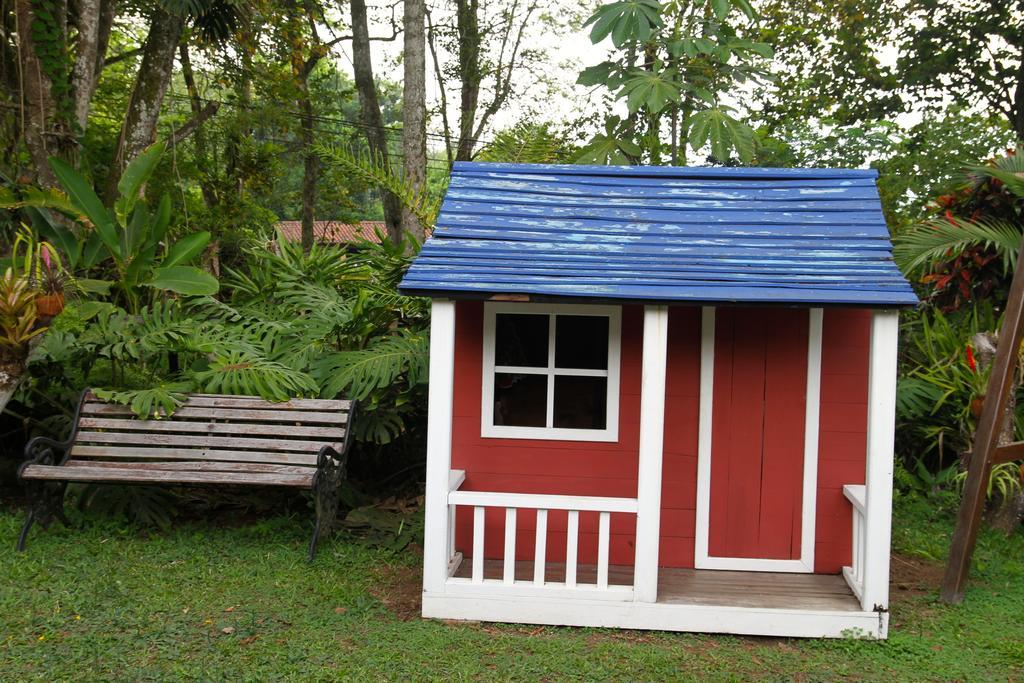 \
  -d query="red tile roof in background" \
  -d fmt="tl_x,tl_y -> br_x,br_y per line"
276,220 -> 386,244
